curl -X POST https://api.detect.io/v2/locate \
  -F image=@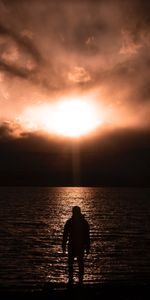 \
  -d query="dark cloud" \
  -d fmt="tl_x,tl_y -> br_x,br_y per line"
0,121 -> 14,138
0,121 -> 150,186
0,23 -> 42,62
0,22 -> 43,82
